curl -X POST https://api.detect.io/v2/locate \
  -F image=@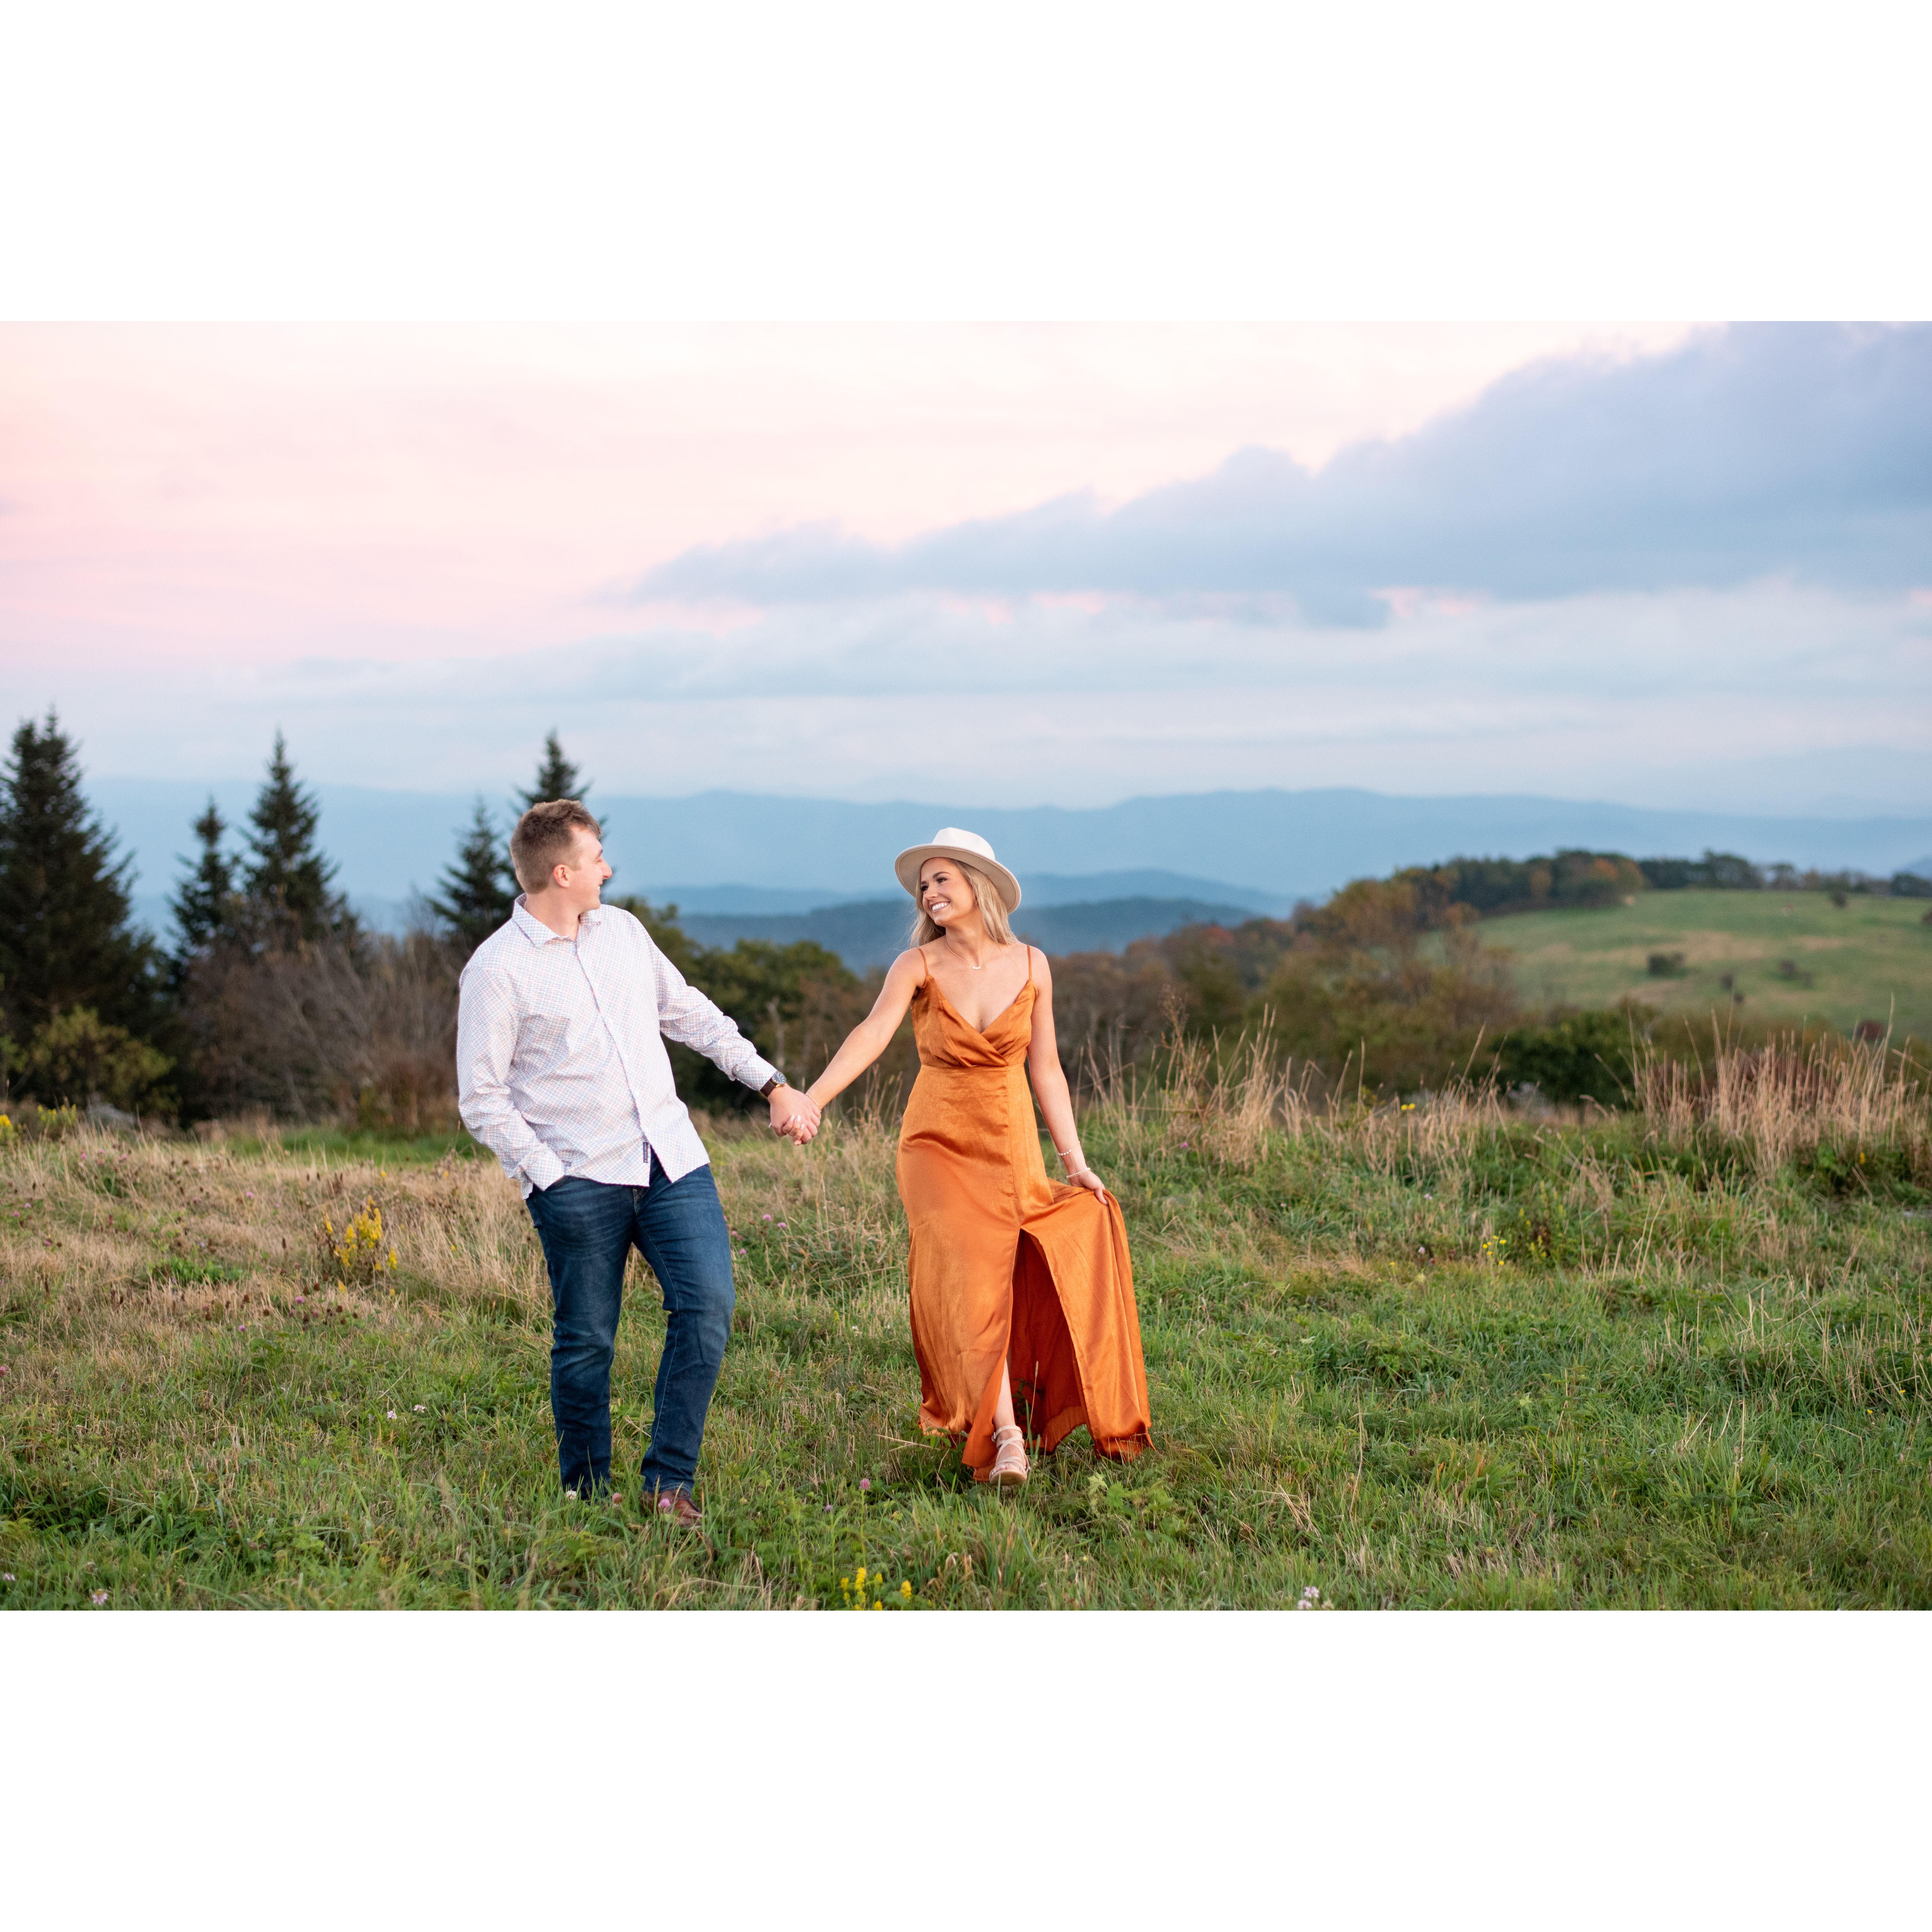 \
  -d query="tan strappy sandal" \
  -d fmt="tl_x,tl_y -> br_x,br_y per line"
989,1423 -> 1029,1488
